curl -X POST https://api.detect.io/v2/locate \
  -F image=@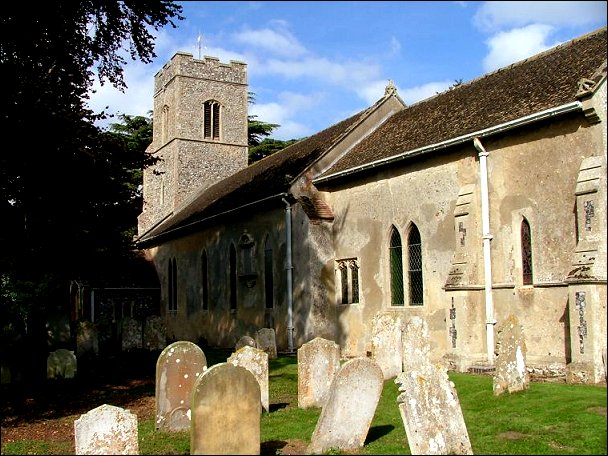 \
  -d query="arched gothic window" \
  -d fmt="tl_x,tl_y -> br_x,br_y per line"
408,224 -> 424,306
389,225 -> 404,306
